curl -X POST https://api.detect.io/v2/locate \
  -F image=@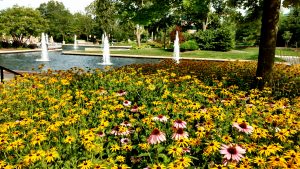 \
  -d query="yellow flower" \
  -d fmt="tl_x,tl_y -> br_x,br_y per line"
93,164 -> 107,169
221,135 -> 233,143
111,164 -> 130,169
275,130 -> 289,142
122,144 -> 133,151
254,156 -> 266,167
148,84 -> 156,91
138,143 -> 150,151
168,146 -> 183,157
64,136 -> 75,144
78,160 -> 93,169
110,144 -> 121,152
116,155 -> 125,163
175,138 -> 190,147
204,140 -> 221,155
175,156 -> 192,167
258,145 -> 272,157
152,164 -> 166,169
45,150 -> 59,163
268,156 -> 286,168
